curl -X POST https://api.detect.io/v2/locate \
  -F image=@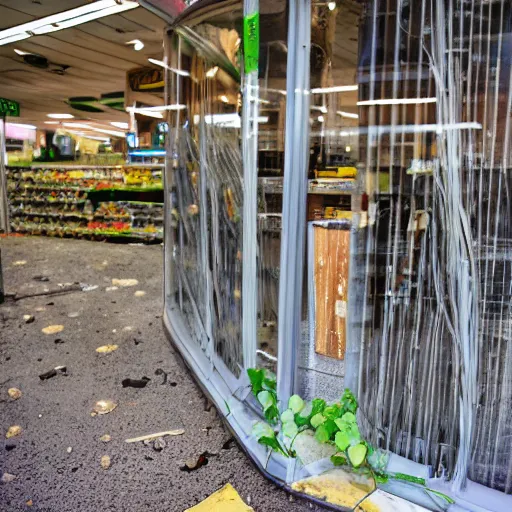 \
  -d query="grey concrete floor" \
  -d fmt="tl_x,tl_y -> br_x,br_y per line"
0,236 -> 317,512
